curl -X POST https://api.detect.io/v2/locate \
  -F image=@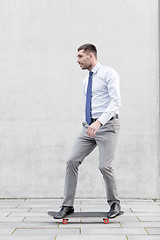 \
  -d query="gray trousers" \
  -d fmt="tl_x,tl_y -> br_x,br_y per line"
62,118 -> 120,207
